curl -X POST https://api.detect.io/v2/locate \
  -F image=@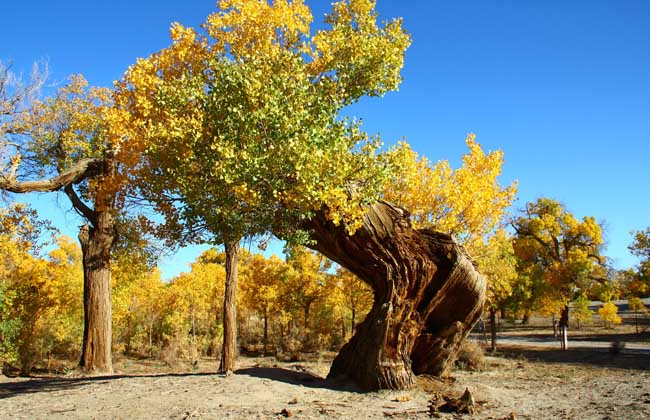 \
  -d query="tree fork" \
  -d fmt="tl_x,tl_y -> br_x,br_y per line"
305,200 -> 486,390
